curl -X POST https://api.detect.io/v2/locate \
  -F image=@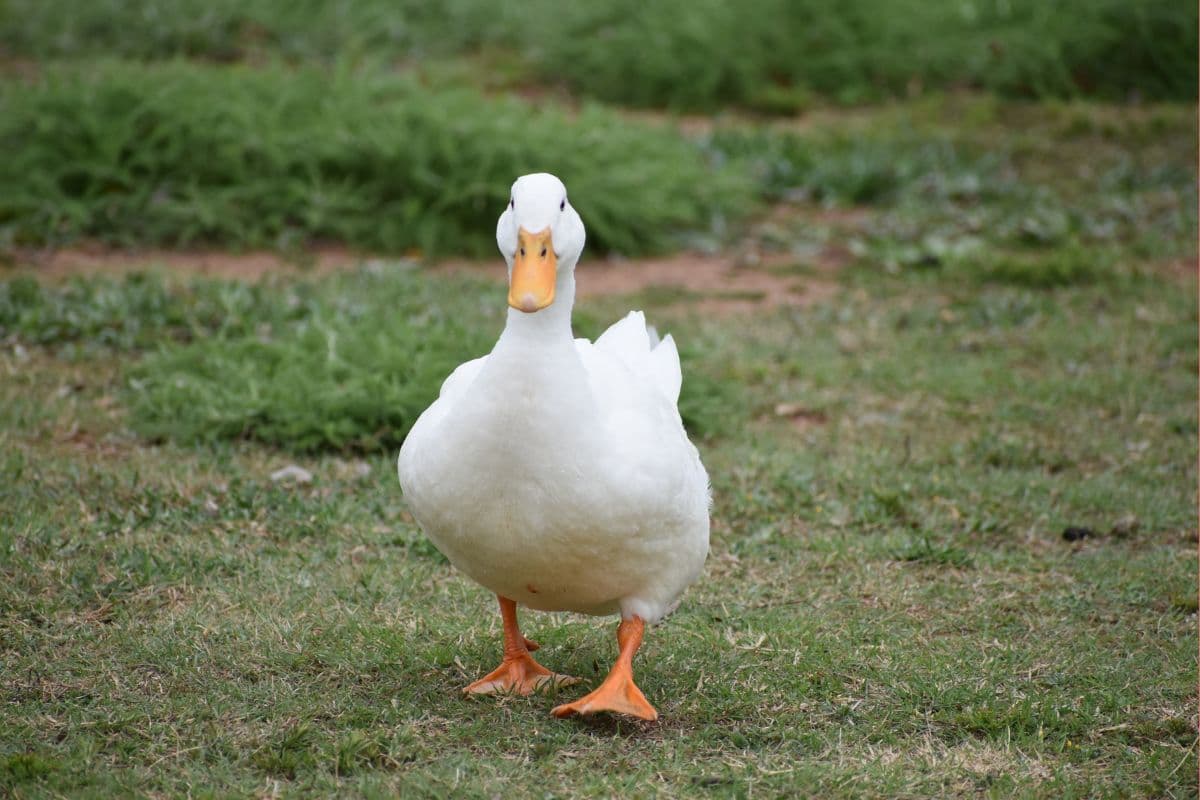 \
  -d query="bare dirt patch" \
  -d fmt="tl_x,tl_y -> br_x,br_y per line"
9,243 -> 841,314
10,244 -> 367,282
439,251 -> 839,314
1156,255 -> 1199,283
